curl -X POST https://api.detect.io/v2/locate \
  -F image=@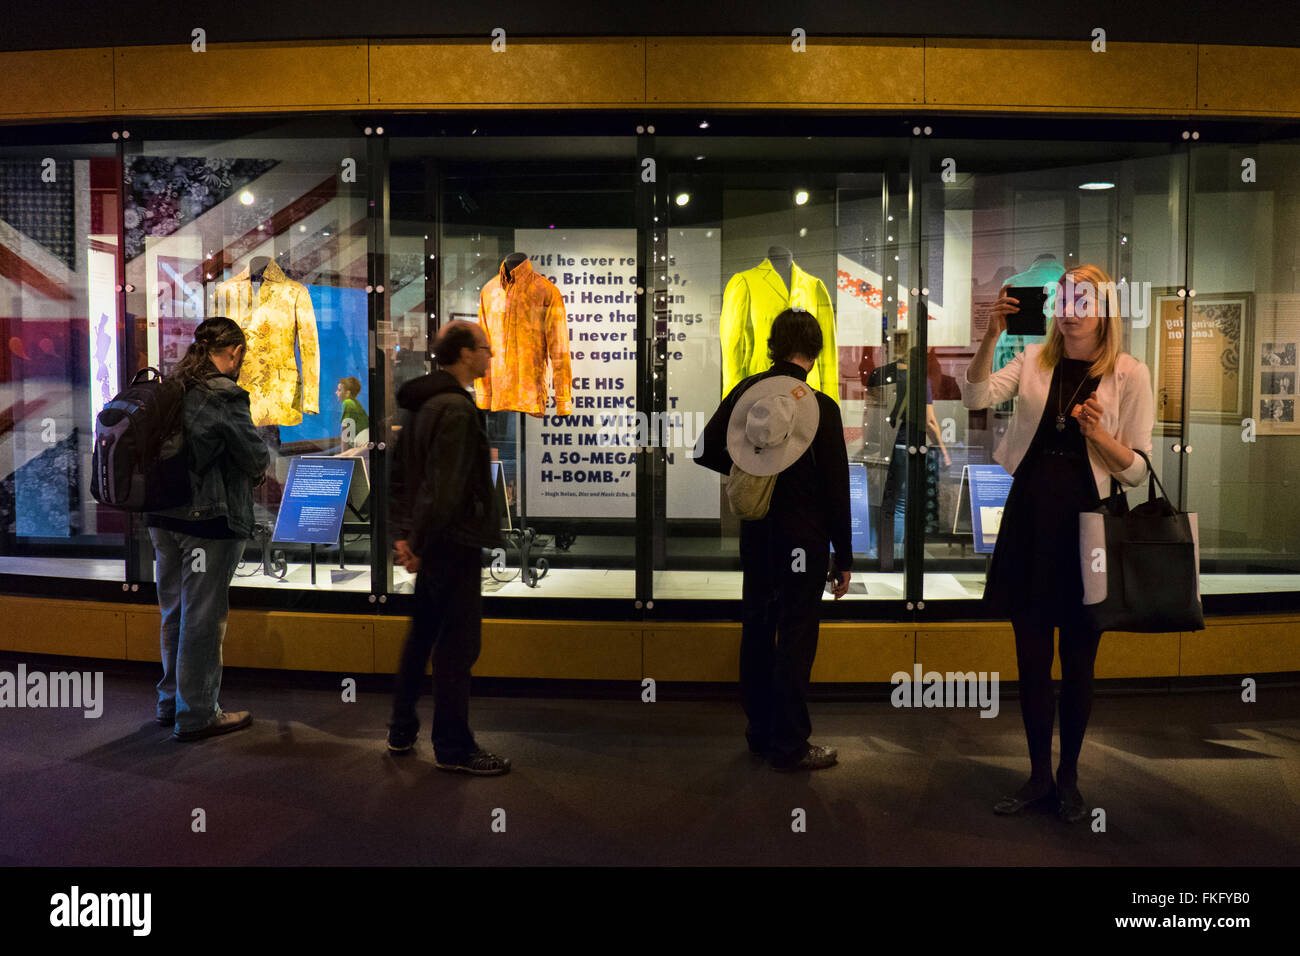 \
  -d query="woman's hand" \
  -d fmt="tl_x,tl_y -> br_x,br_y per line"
1074,394 -> 1107,439
985,286 -> 1020,341
1075,393 -> 1140,476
